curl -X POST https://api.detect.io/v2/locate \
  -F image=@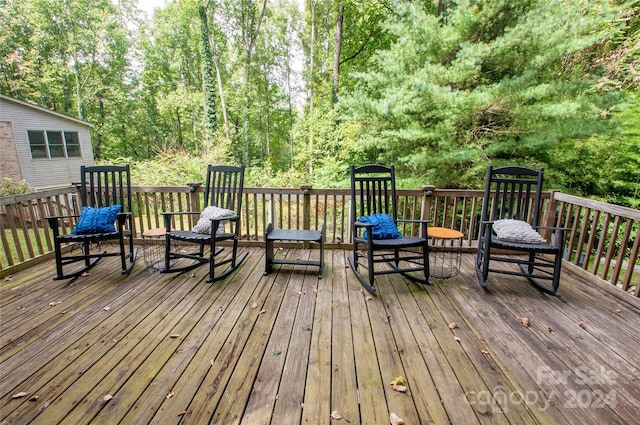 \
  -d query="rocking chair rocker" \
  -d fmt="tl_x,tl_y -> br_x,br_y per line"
476,165 -> 567,296
348,164 -> 432,293
46,165 -> 137,280
161,165 -> 248,283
